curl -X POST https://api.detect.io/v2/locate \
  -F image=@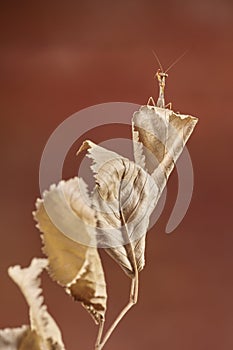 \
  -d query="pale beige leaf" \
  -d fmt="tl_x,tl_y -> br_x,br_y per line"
0,326 -> 29,350
18,330 -> 43,350
8,258 -> 65,350
78,141 -> 159,278
0,326 -> 57,350
131,129 -> 146,170
33,178 -> 107,324
132,105 -> 198,191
